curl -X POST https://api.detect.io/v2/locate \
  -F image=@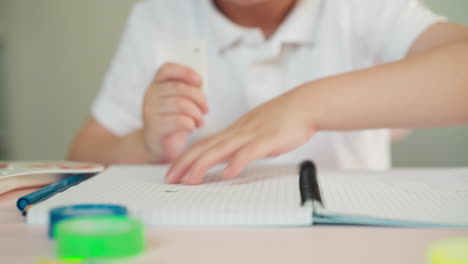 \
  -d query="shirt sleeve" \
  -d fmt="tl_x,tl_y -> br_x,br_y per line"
91,1 -> 155,136
359,0 -> 447,63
